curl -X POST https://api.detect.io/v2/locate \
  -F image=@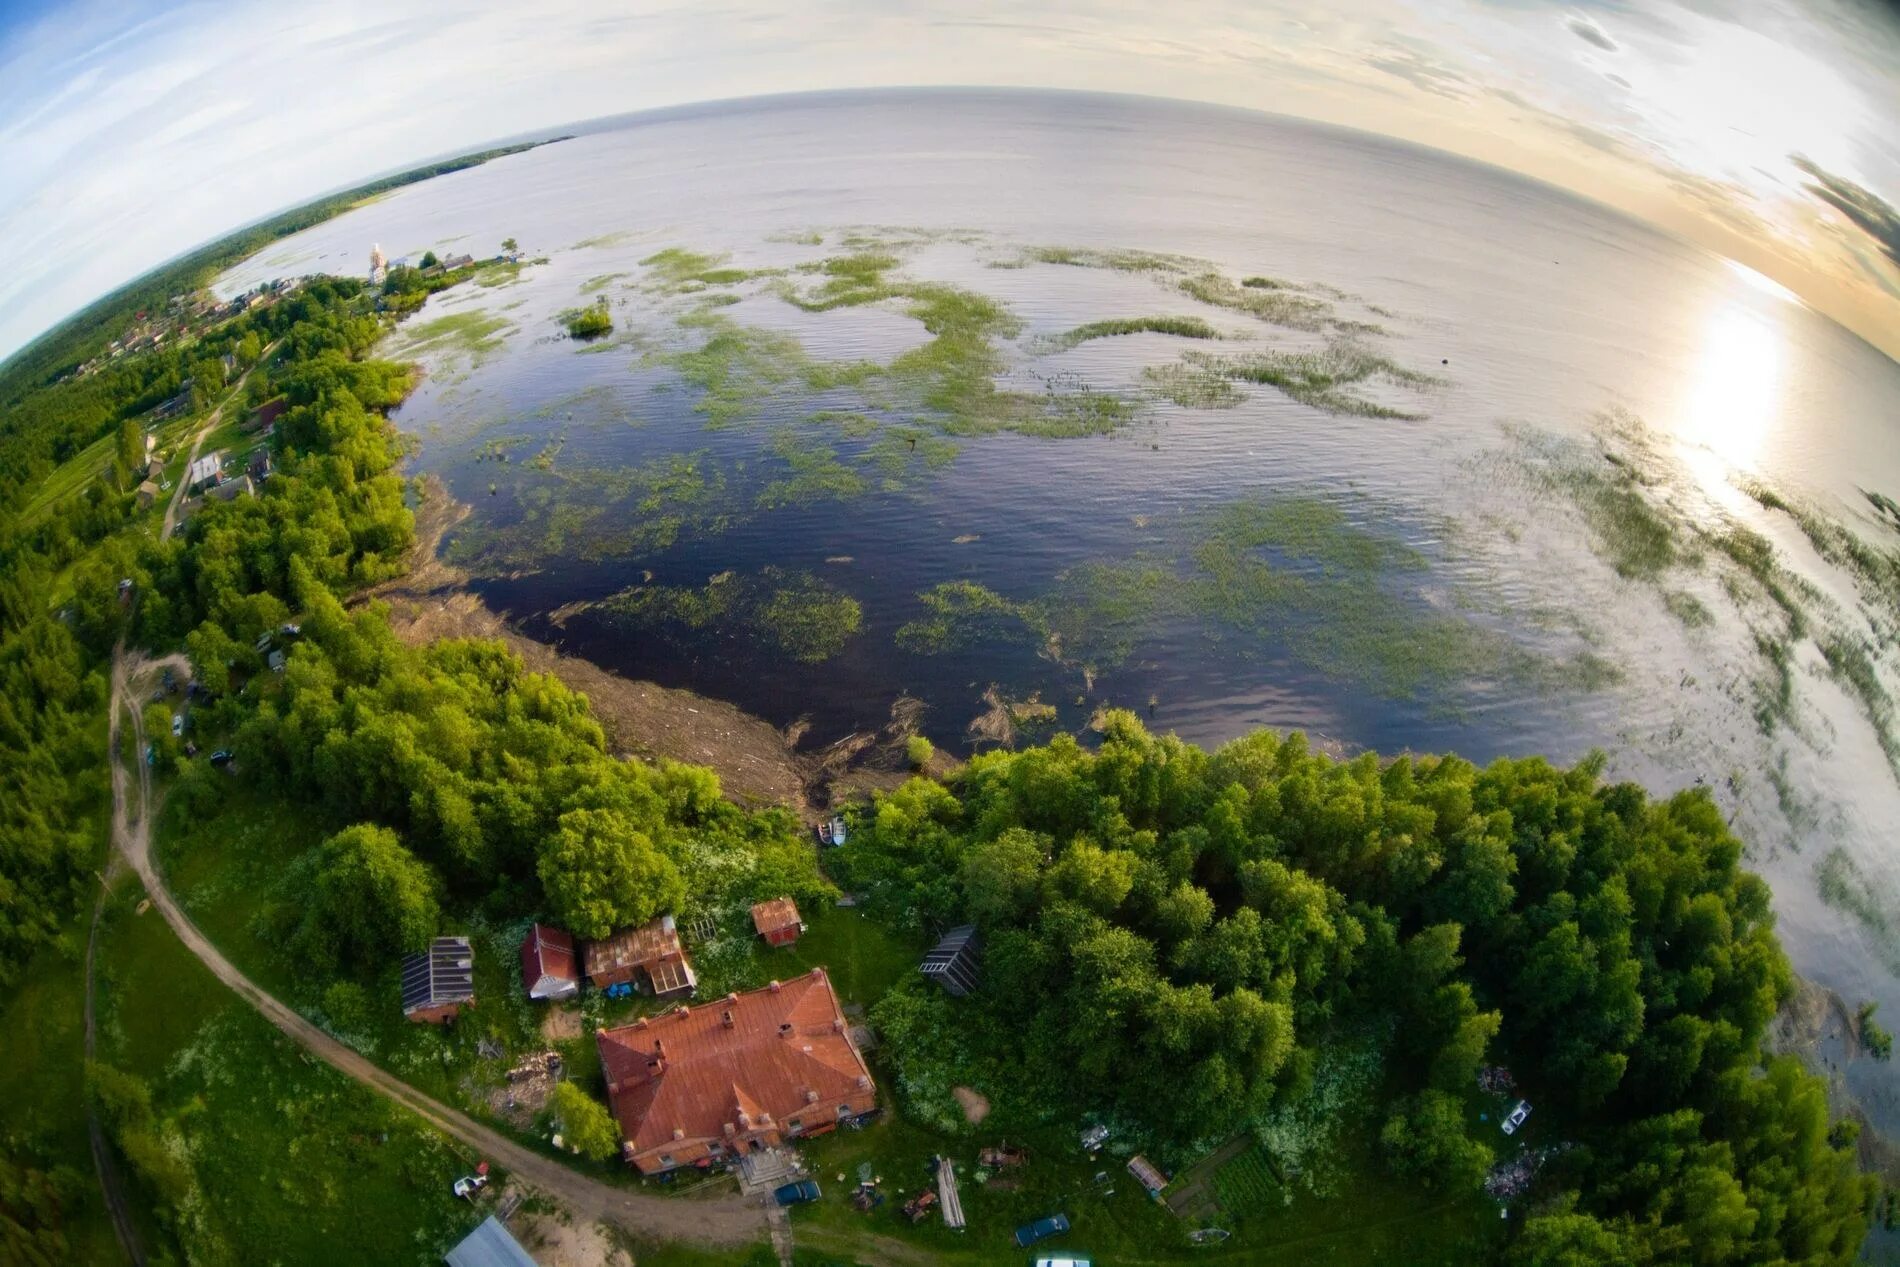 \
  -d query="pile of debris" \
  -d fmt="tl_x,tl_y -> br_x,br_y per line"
490,1050 -> 564,1126
1483,1146 -> 1552,1200
1477,1065 -> 1517,1095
